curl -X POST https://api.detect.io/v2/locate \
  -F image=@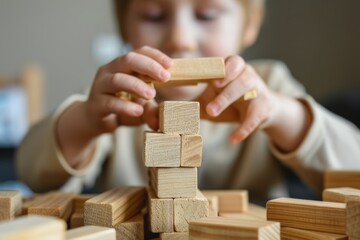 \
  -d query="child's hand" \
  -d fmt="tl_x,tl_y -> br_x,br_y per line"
197,55 -> 278,144
86,46 -> 172,134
